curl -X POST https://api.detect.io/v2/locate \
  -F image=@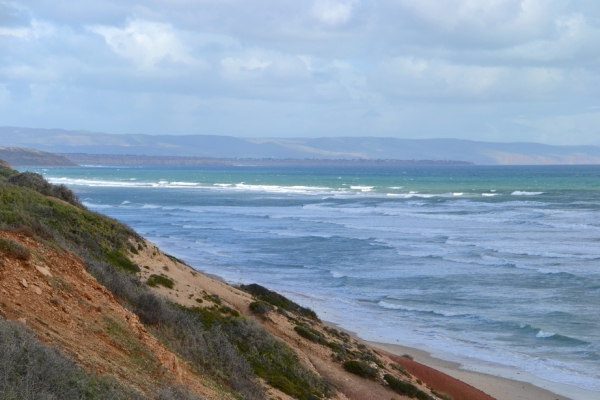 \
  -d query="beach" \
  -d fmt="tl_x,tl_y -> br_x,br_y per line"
370,341 -> 576,400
